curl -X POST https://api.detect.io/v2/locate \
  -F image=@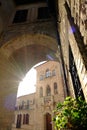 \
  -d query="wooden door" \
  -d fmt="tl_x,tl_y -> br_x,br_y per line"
46,113 -> 52,130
